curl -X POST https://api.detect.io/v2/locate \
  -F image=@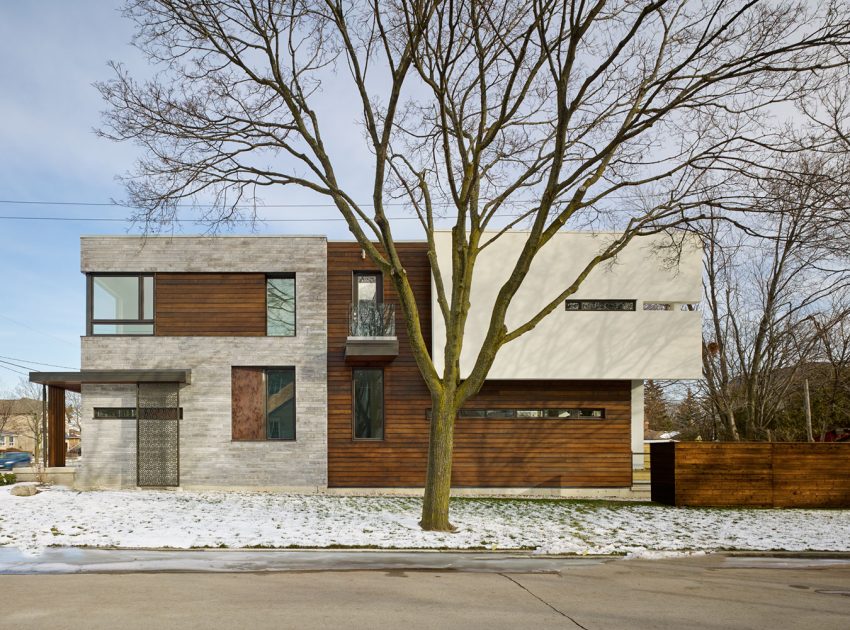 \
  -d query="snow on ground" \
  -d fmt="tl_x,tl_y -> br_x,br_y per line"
0,485 -> 848,556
